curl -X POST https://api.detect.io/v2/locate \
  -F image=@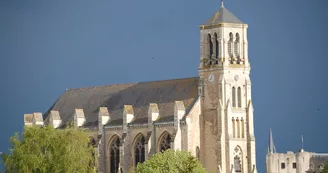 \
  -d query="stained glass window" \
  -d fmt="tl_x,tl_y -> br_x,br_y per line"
134,135 -> 145,167
110,137 -> 120,173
